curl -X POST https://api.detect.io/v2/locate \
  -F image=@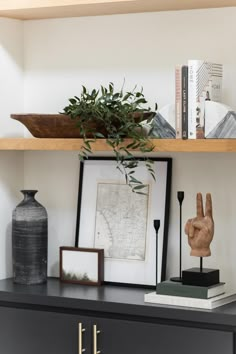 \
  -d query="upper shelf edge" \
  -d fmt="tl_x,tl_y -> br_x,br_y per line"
1,138 -> 236,152
0,0 -> 236,20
